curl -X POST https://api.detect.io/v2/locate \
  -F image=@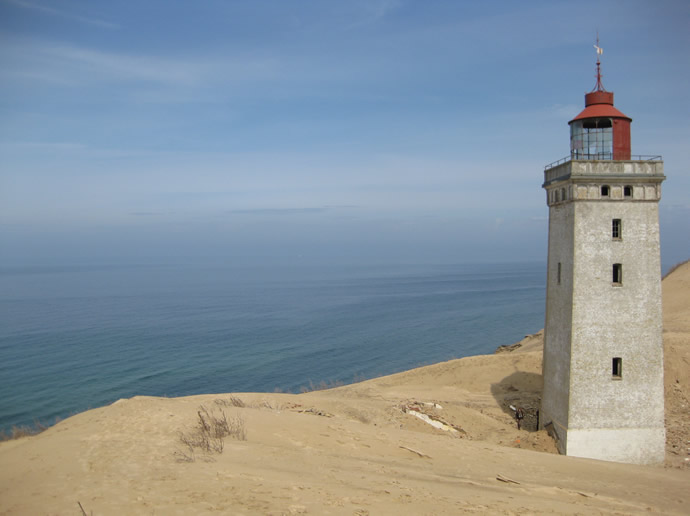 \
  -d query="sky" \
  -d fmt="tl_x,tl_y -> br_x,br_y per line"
1,0 -> 688,268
